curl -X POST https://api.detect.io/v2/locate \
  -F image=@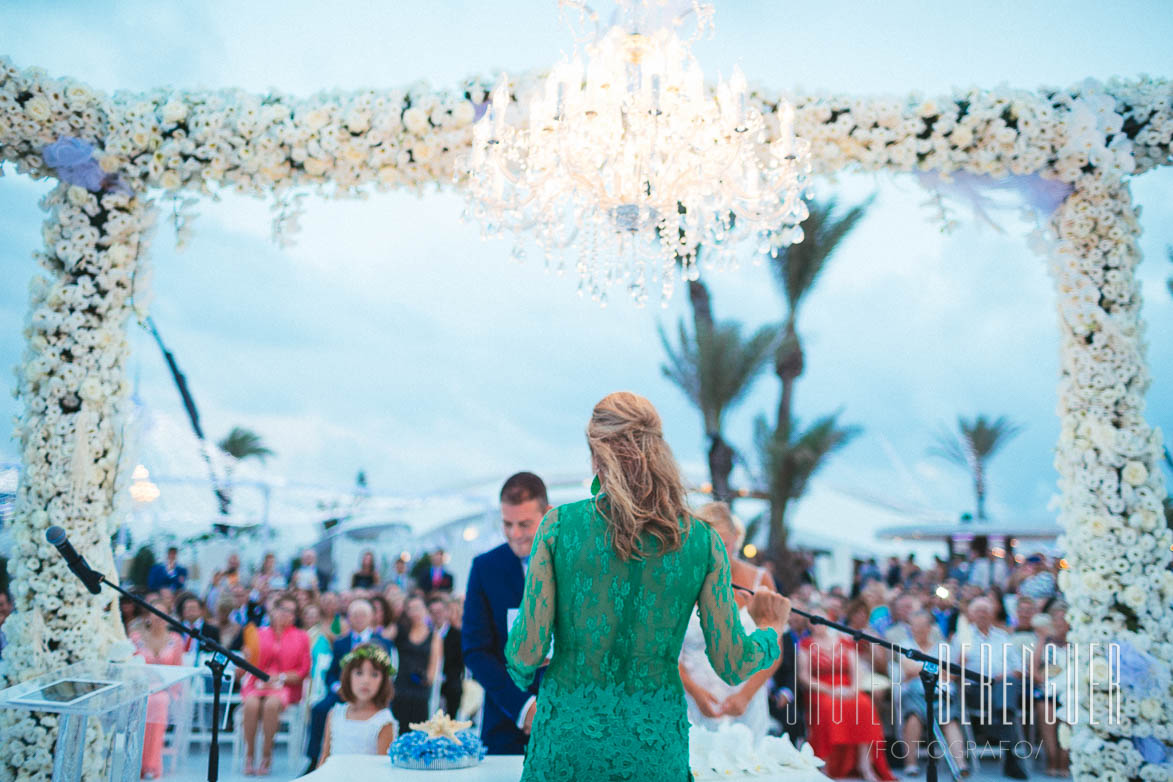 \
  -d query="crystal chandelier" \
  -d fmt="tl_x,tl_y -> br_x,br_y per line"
462,0 -> 811,306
